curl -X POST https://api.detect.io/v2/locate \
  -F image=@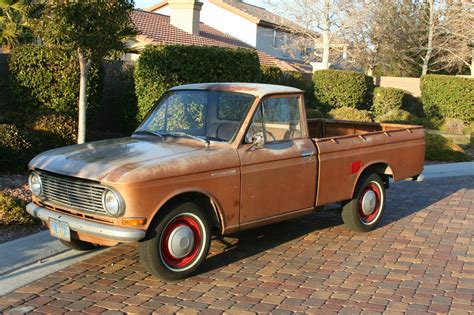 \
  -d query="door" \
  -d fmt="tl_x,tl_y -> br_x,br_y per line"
238,95 -> 317,224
